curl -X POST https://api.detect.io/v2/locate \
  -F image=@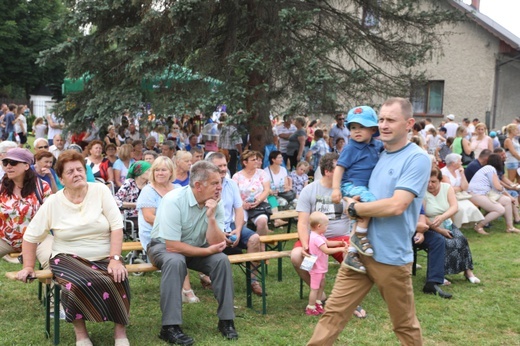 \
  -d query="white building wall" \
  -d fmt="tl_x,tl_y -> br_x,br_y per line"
417,19 -> 499,125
